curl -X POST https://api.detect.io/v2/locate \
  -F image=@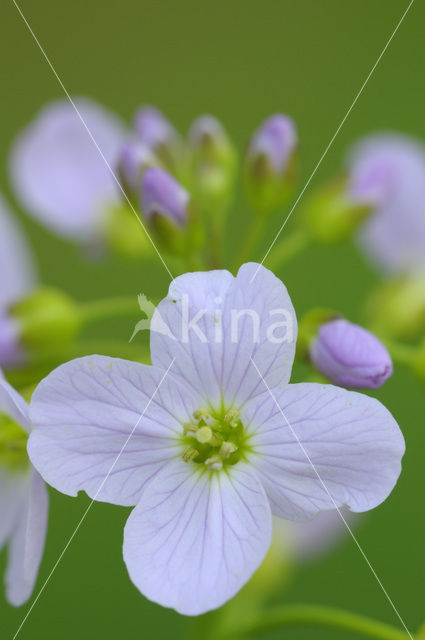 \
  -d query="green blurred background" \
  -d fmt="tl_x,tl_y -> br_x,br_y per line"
0,0 -> 423,638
